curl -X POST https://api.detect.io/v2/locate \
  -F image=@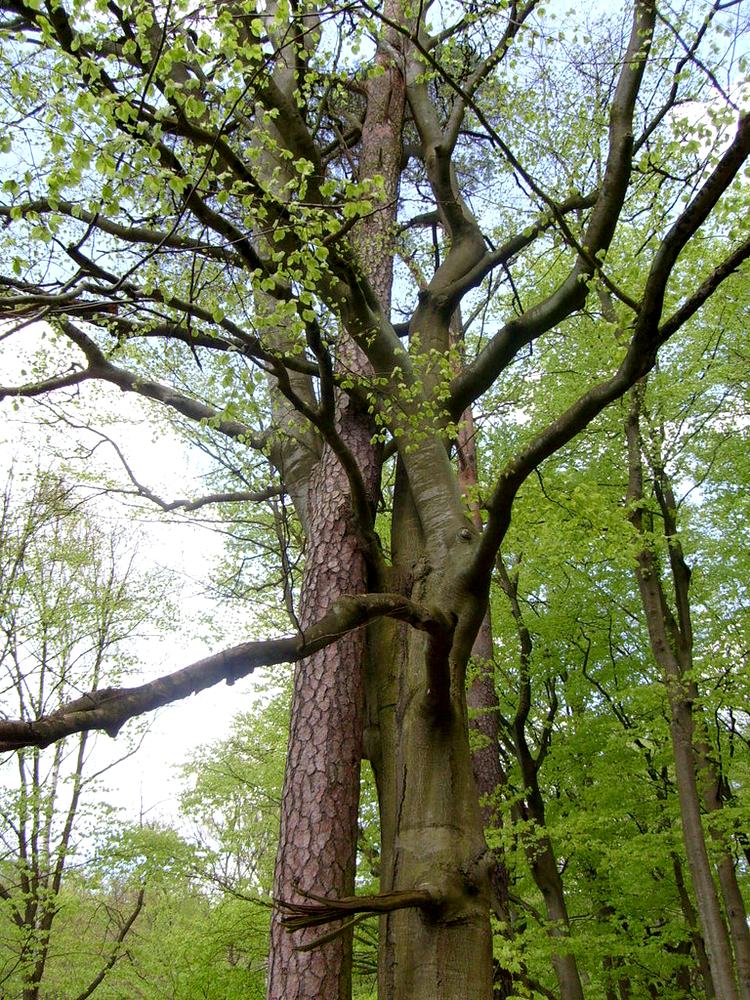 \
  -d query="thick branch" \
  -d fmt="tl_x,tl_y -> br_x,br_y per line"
0,594 -> 452,751
450,0 -> 656,412
471,111 -> 750,578
441,190 -> 598,313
